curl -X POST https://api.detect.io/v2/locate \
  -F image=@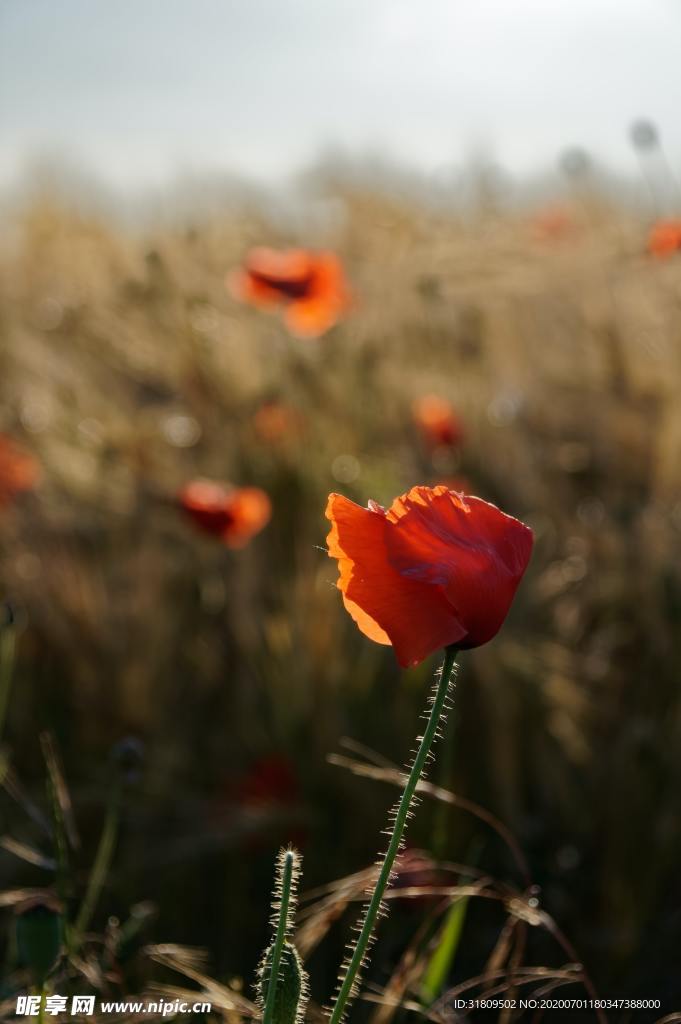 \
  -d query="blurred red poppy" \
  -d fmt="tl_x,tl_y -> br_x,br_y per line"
412,395 -> 464,450
229,754 -> 306,850
326,485 -> 533,667
235,754 -> 299,808
647,220 -> 681,258
228,247 -> 351,338
178,479 -> 271,548
253,399 -> 304,445
0,434 -> 40,508
531,206 -> 575,242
